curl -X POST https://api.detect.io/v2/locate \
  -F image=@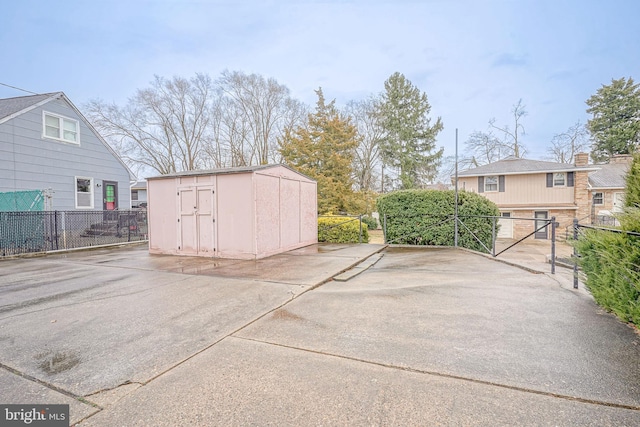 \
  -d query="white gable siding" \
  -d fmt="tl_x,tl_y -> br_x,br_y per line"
0,97 -> 132,210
